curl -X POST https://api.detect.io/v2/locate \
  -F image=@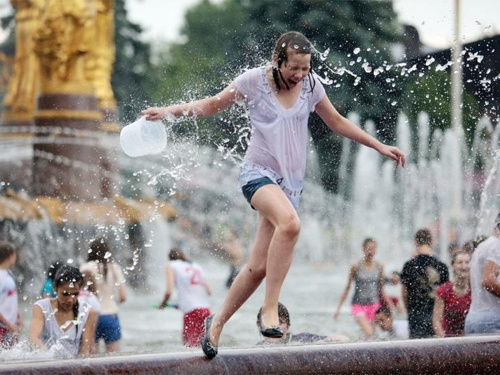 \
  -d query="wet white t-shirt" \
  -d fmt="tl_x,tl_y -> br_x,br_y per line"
78,291 -> 101,314
170,260 -> 210,314
34,298 -> 91,358
234,67 -> 326,204
0,270 -> 17,328
468,236 -> 500,314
